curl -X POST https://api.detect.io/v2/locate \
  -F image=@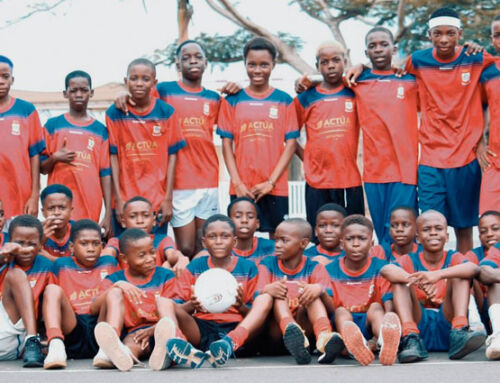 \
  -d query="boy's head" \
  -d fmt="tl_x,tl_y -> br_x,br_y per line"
70,219 -> 102,267
243,37 -> 277,88
0,55 -> 14,100
389,206 -> 417,248
365,27 -> 395,71
227,197 -> 260,240
201,214 -> 237,260
125,58 -> 157,103
274,218 -> 311,262
41,184 -> 73,231
176,40 -> 207,82
479,210 -> 500,250
63,70 -> 93,113
340,215 -> 373,263
121,196 -> 155,232
314,203 -> 346,251
315,41 -> 346,86
8,215 -> 43,268
491,14 -> 500,54
428,7 -> 462,58
119,228 -> 156,276
416,210 -> 448,253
